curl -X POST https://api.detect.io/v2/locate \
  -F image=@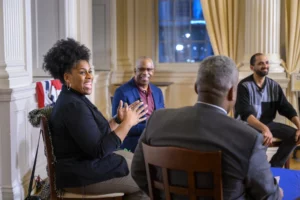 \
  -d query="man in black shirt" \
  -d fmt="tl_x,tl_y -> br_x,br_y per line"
235,53 -> 300,167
